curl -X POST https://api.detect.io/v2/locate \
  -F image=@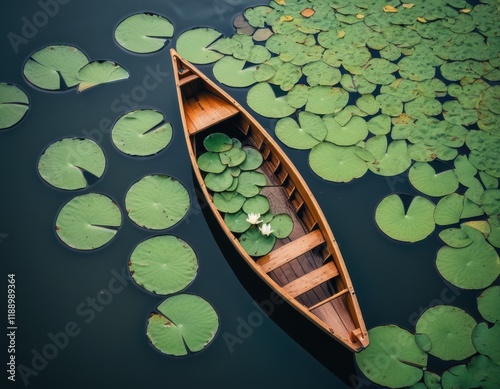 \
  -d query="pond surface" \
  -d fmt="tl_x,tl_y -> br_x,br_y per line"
0,1 -> 484,388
